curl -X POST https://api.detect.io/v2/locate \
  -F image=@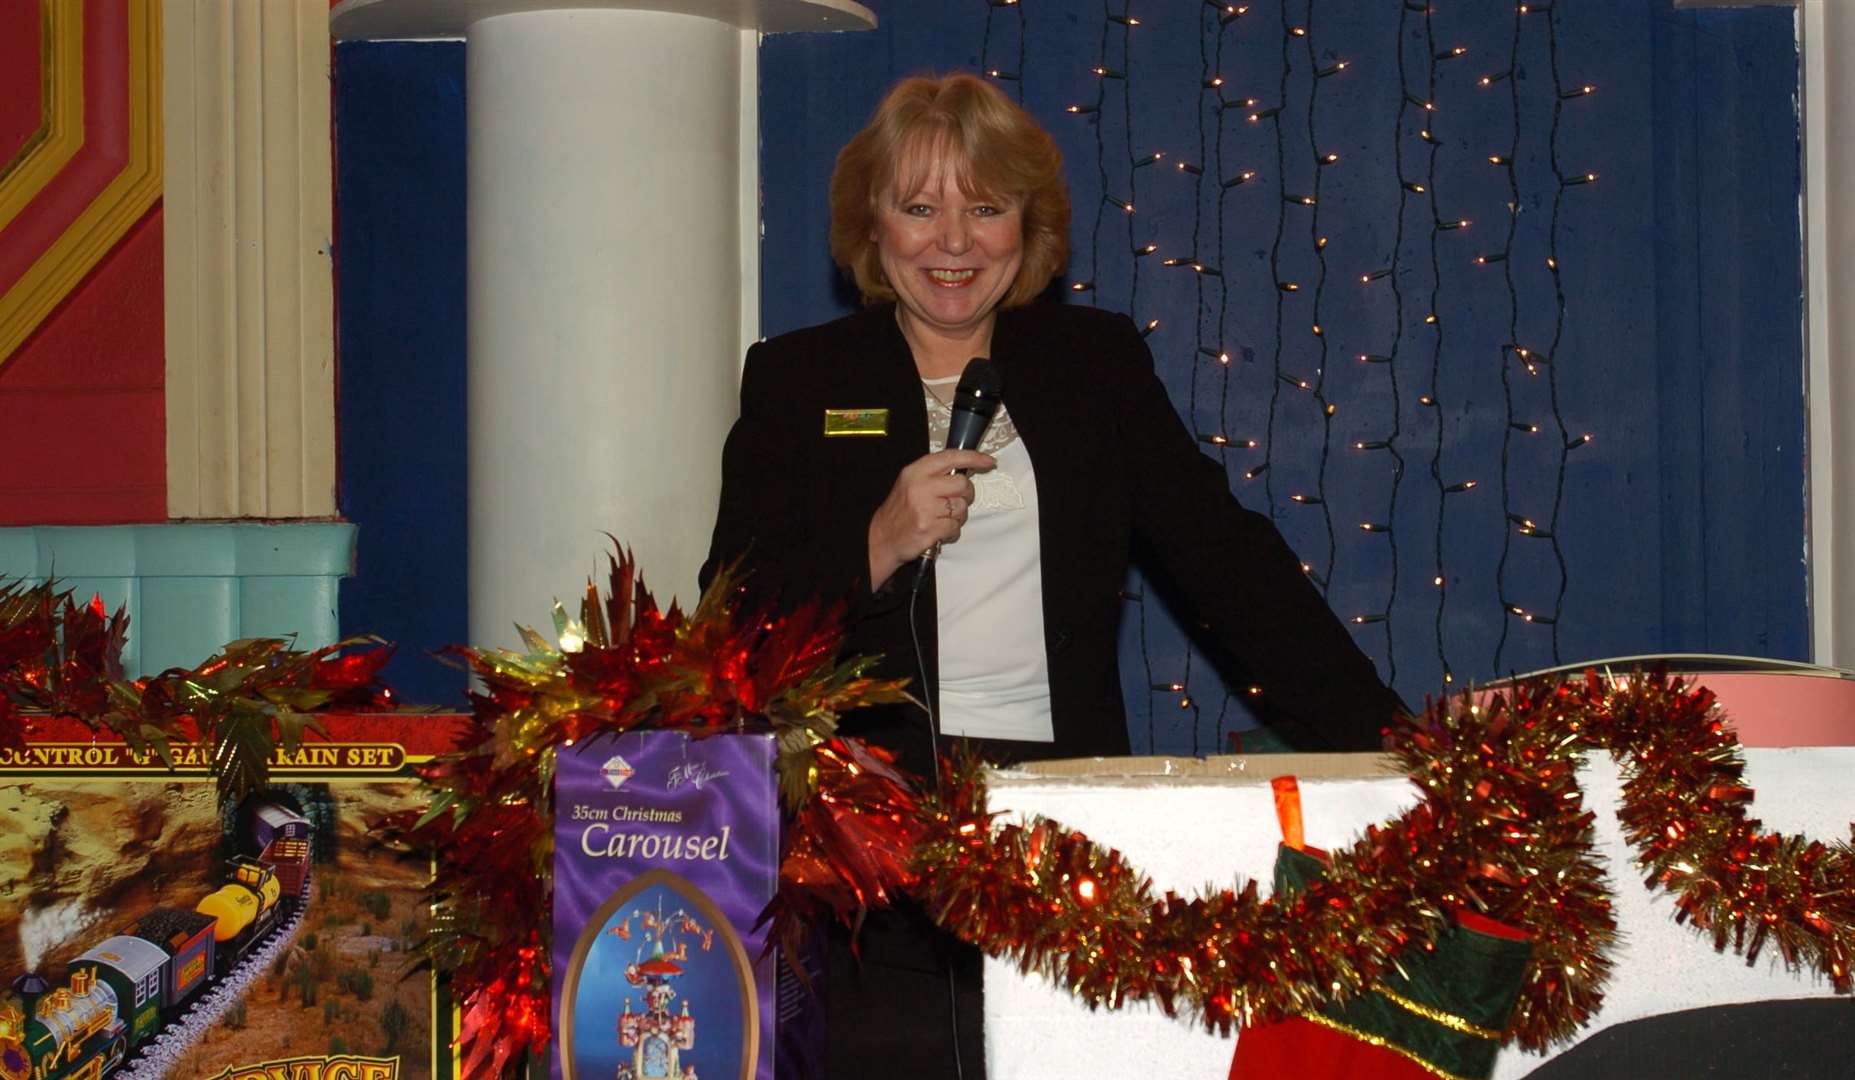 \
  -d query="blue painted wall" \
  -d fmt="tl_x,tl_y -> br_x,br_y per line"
759,1 -> 1805,753
333,42 -> 470,706
330,3 -> 1805,749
